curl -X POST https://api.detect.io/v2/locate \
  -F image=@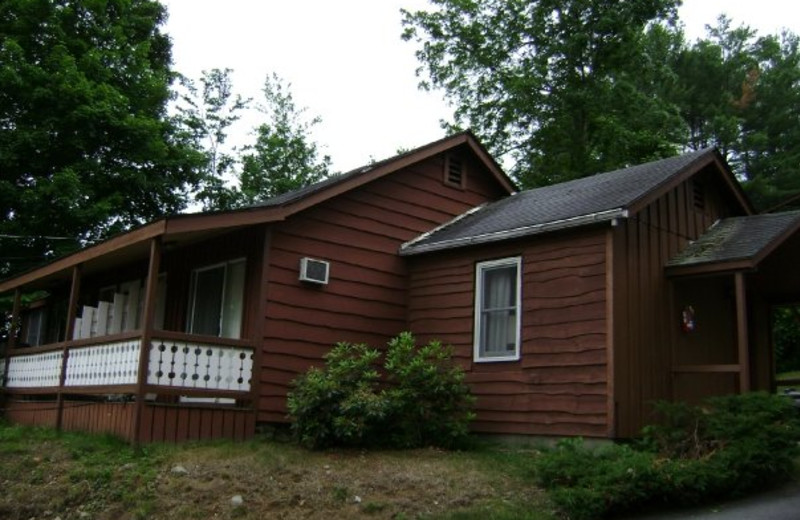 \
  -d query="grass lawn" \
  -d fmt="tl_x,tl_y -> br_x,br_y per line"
0,421 -> 556,520
777,370 -> 800,392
